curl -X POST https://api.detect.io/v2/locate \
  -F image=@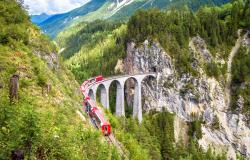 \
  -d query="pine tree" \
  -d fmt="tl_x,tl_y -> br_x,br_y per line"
161,134 -> 174,160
